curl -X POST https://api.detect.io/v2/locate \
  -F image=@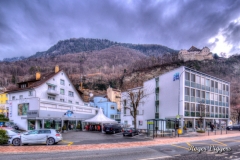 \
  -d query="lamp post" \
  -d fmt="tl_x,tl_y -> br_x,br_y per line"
175,69 -> 185,130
